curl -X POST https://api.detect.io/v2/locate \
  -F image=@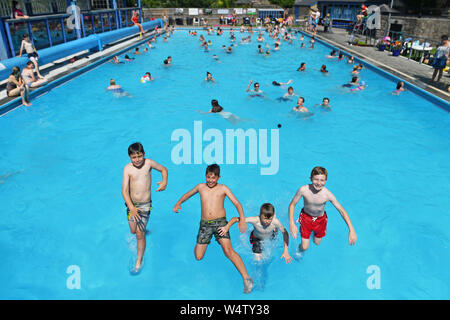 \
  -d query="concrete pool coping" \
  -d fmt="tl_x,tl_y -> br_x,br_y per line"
1,26 -> 449,117
0,29 -> 164,117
